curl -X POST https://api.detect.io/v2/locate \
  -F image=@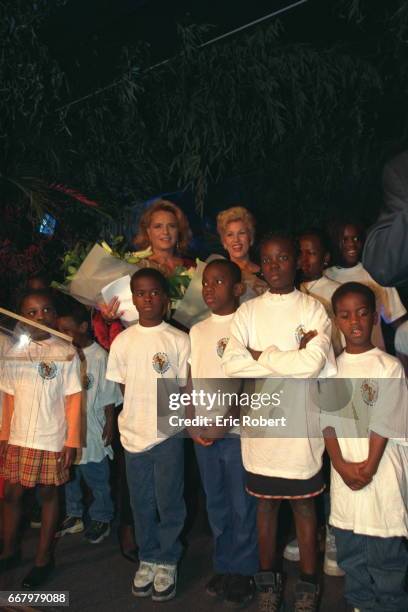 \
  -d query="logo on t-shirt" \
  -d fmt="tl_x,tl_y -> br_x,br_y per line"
216,337 -> 229,358
82,372 -> 94,390
295,324 -> 306,345
360,379 -> 378,406
38,361 -> 58,380
152,352 -> 170,374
